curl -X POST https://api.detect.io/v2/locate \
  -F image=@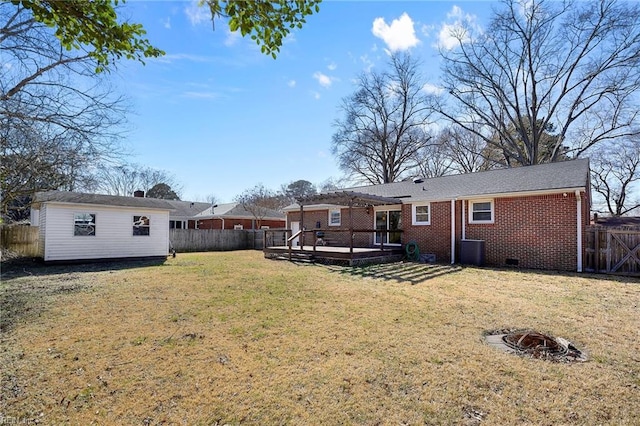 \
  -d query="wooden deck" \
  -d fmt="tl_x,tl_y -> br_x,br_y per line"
264,245 -> 405,266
